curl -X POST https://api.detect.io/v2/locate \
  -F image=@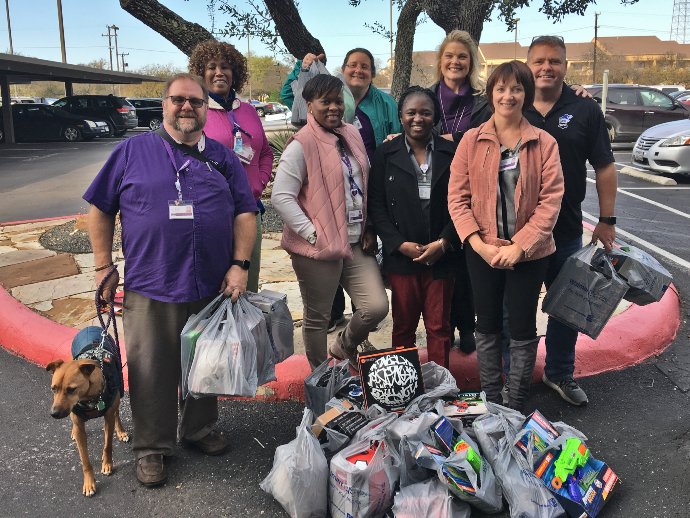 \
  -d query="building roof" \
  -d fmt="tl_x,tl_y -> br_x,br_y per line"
0,53 -> 161,84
